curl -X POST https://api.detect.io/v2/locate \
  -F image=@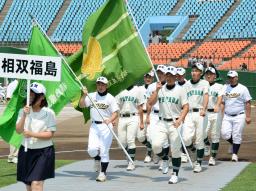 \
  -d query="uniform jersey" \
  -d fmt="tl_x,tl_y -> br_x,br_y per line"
208,83 -> 223,109
158,84 -> 188,119
85,92 -> 119,121
146,82 -> 159,111
185,79 -> 209,109
137,85 -> 148,111
222,83 -> 252,115
115,86 -> 144,114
